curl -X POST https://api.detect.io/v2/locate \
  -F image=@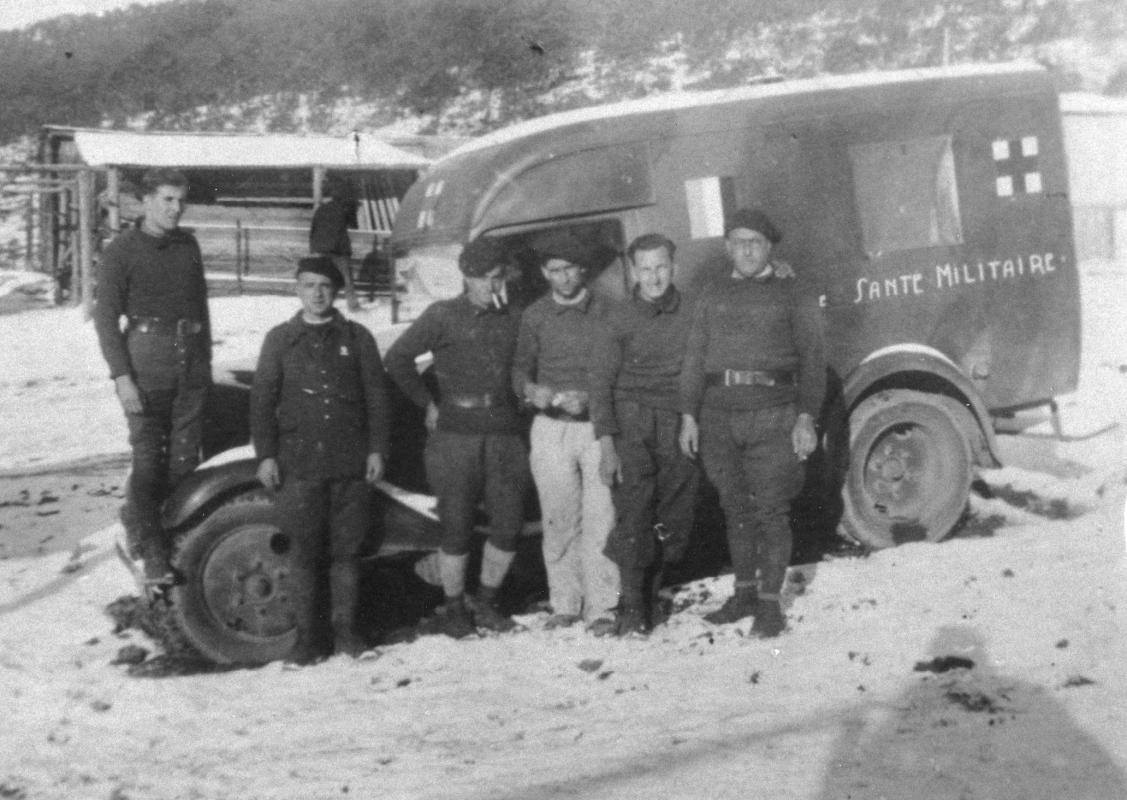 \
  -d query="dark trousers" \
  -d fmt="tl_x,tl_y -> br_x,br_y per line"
605,401 -> 700,601
122,333 -> 210,555
274,476 -> 370,648
424,430 -> 529,556
699,403 -> 804,596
